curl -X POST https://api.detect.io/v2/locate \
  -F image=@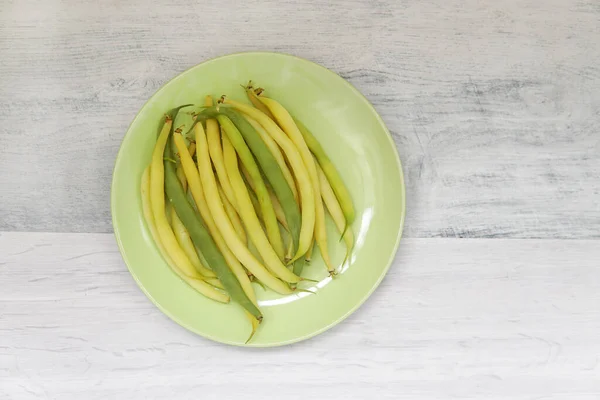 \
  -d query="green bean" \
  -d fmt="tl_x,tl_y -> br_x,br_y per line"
221,132 -> 300,284
305,238 -> 315,263
243,115 -> 299,203
175,127 -> 259,307
244,82 -> 276,120
247,185 -> 262,221
218,115 -> 285,258
205,96 -> 239,213
222,100 -> 315,272
203,108 -> 300,244
163,131 -> 262,320
198,109 -> 292,251
256,96 -> 332,275
142,165 -> 227,303
244,178 -> 299,270
201,107 -> 308,275
170,205 -> 217,279
228,108 -> 307,275
150,109 -> 200,279
193,124 -> 293,292
239,164 -> 289,231
218,184 -> 248,244
317,160 -> 354,265
293,117 -> 355,230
